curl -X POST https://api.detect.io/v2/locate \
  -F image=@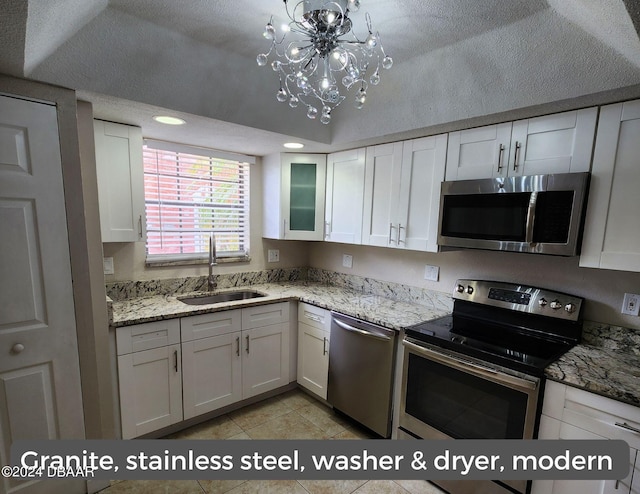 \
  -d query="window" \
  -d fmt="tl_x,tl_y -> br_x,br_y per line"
143,140 -> 253,263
